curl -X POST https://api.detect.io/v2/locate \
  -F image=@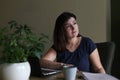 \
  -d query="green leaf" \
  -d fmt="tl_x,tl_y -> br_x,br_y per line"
0,20 -> 49,63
